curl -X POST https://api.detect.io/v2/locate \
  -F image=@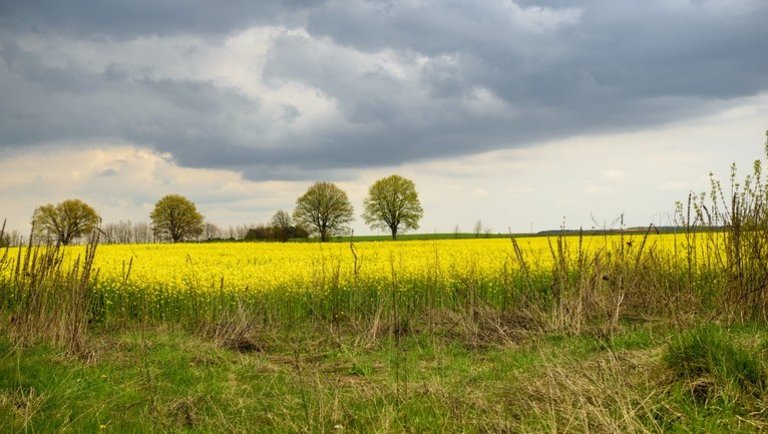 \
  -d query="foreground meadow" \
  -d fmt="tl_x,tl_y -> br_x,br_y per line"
3,225 -> 768,432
